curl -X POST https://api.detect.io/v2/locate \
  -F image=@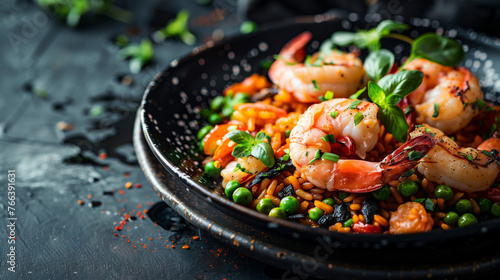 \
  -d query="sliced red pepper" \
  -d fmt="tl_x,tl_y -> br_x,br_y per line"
352,222 -> 381,234
276,143 -> 290,158
330,136 -> 356,157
